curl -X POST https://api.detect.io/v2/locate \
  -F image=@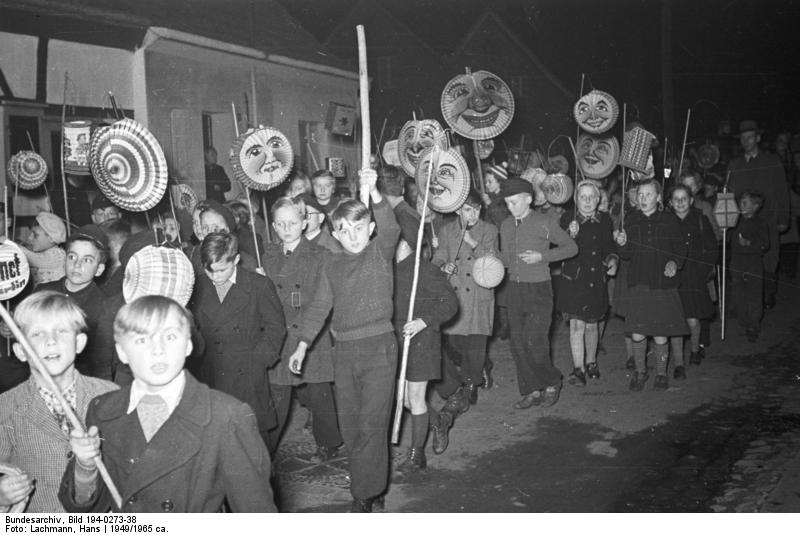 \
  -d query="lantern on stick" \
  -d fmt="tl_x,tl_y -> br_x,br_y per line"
713,183 -> 739,340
